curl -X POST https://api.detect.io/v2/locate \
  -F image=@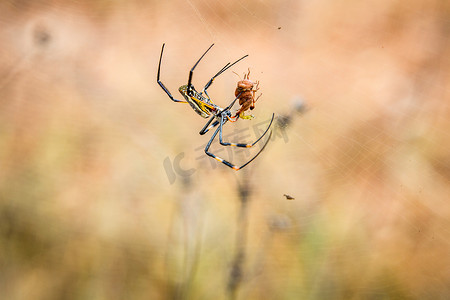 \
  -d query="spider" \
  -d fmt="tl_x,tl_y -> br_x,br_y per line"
157,43 -> 274,170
